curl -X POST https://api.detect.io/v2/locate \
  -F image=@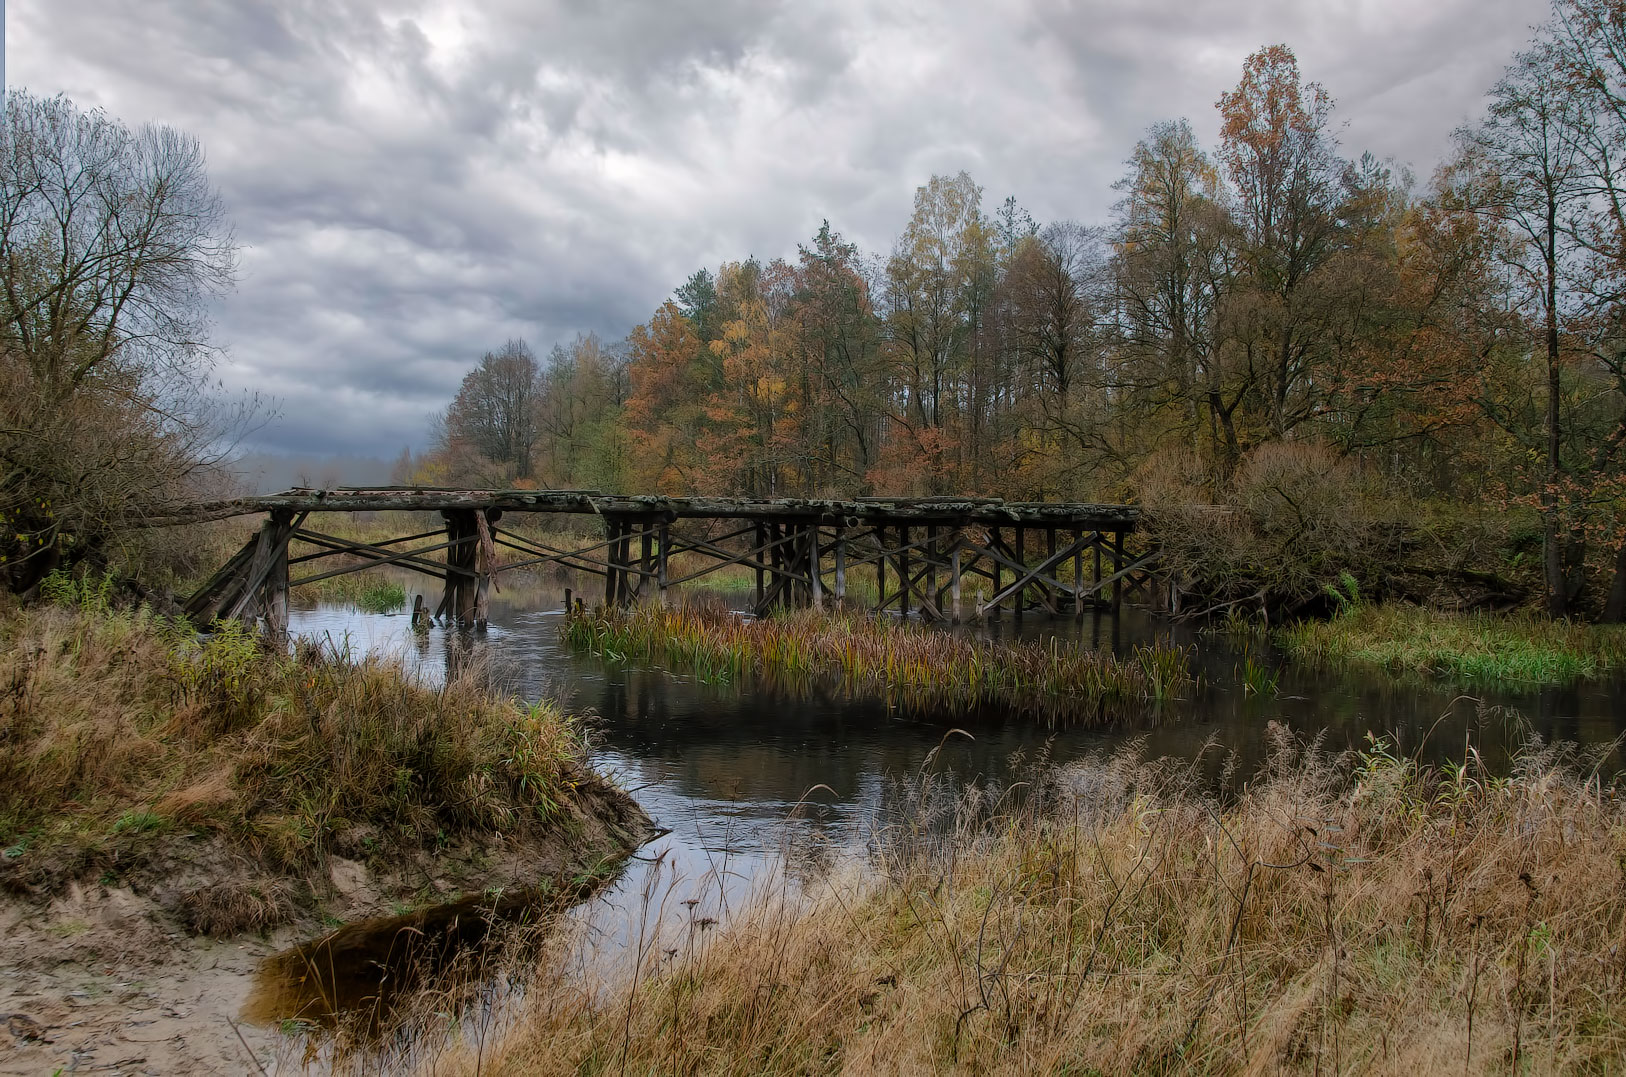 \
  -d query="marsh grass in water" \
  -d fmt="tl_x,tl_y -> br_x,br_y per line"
329,730 -> 1626,1076
562,603 -> 1191,722
1277,604 -> 1626,685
